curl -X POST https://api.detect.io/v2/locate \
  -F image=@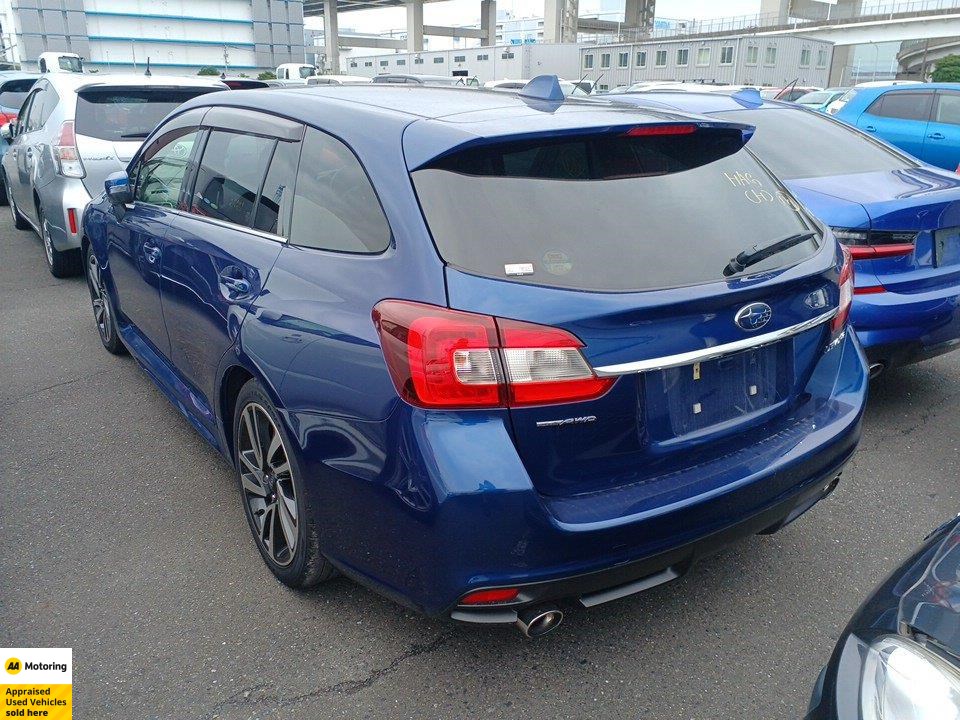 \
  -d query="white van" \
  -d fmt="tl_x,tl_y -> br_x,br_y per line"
275,63 -> 317,84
